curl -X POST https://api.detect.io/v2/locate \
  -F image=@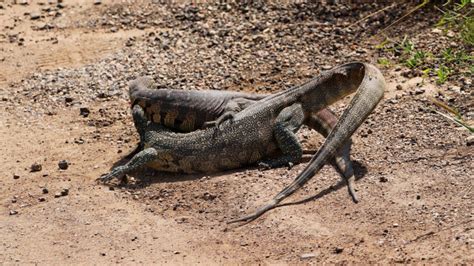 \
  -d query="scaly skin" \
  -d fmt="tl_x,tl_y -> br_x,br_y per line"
102,62 -> 385,223
128,78 -> 354,179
